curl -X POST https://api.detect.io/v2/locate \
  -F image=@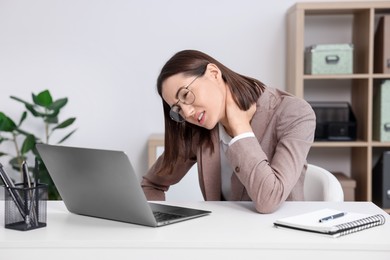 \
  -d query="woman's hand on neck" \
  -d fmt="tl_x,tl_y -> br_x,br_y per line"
221,88 -> 256,137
